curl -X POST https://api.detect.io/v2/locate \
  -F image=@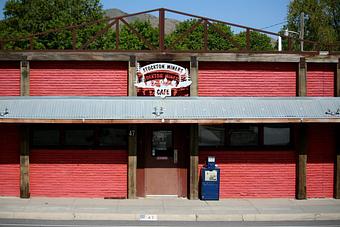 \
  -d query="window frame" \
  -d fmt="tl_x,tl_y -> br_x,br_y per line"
30,124 -> 128,150
199,123 -> 293,150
